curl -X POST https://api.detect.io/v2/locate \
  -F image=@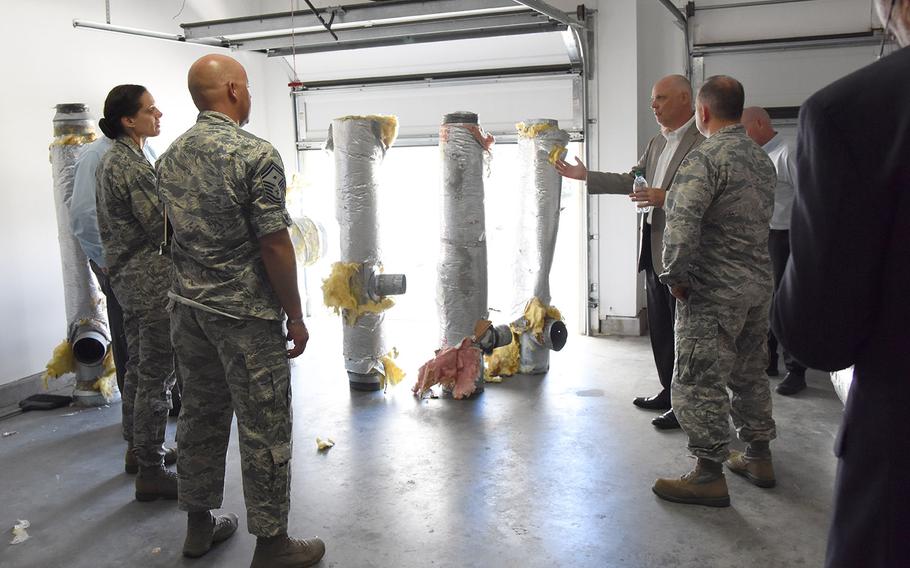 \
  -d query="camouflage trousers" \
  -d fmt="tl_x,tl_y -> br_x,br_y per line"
170,302 -> 293,538
671,293 -> 777,463
121,309 -> 176,467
